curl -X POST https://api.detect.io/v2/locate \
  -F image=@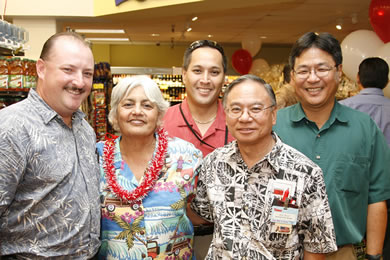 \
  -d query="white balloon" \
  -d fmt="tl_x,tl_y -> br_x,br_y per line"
341,30 -> 384,81
241,34 -> 262,57
249,58 -> 269,75
376,43 -> 390,98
